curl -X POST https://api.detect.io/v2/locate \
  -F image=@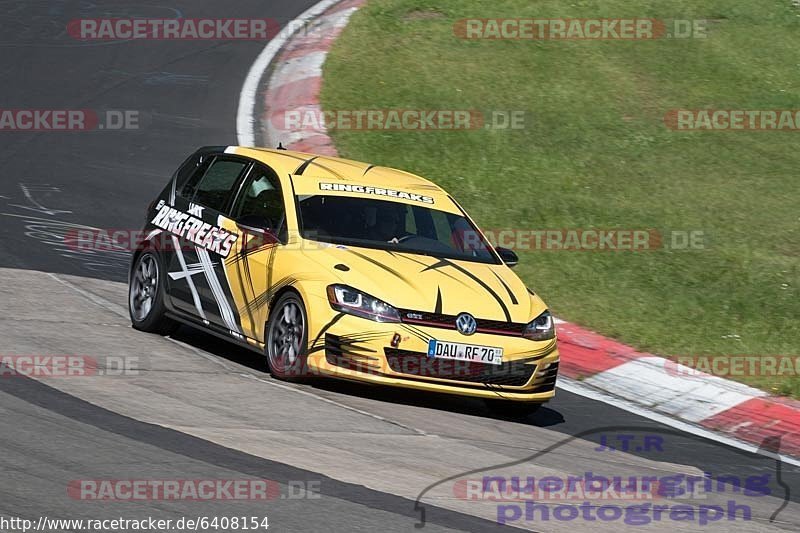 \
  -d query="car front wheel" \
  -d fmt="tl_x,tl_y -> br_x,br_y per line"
265,292 -> 309,380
